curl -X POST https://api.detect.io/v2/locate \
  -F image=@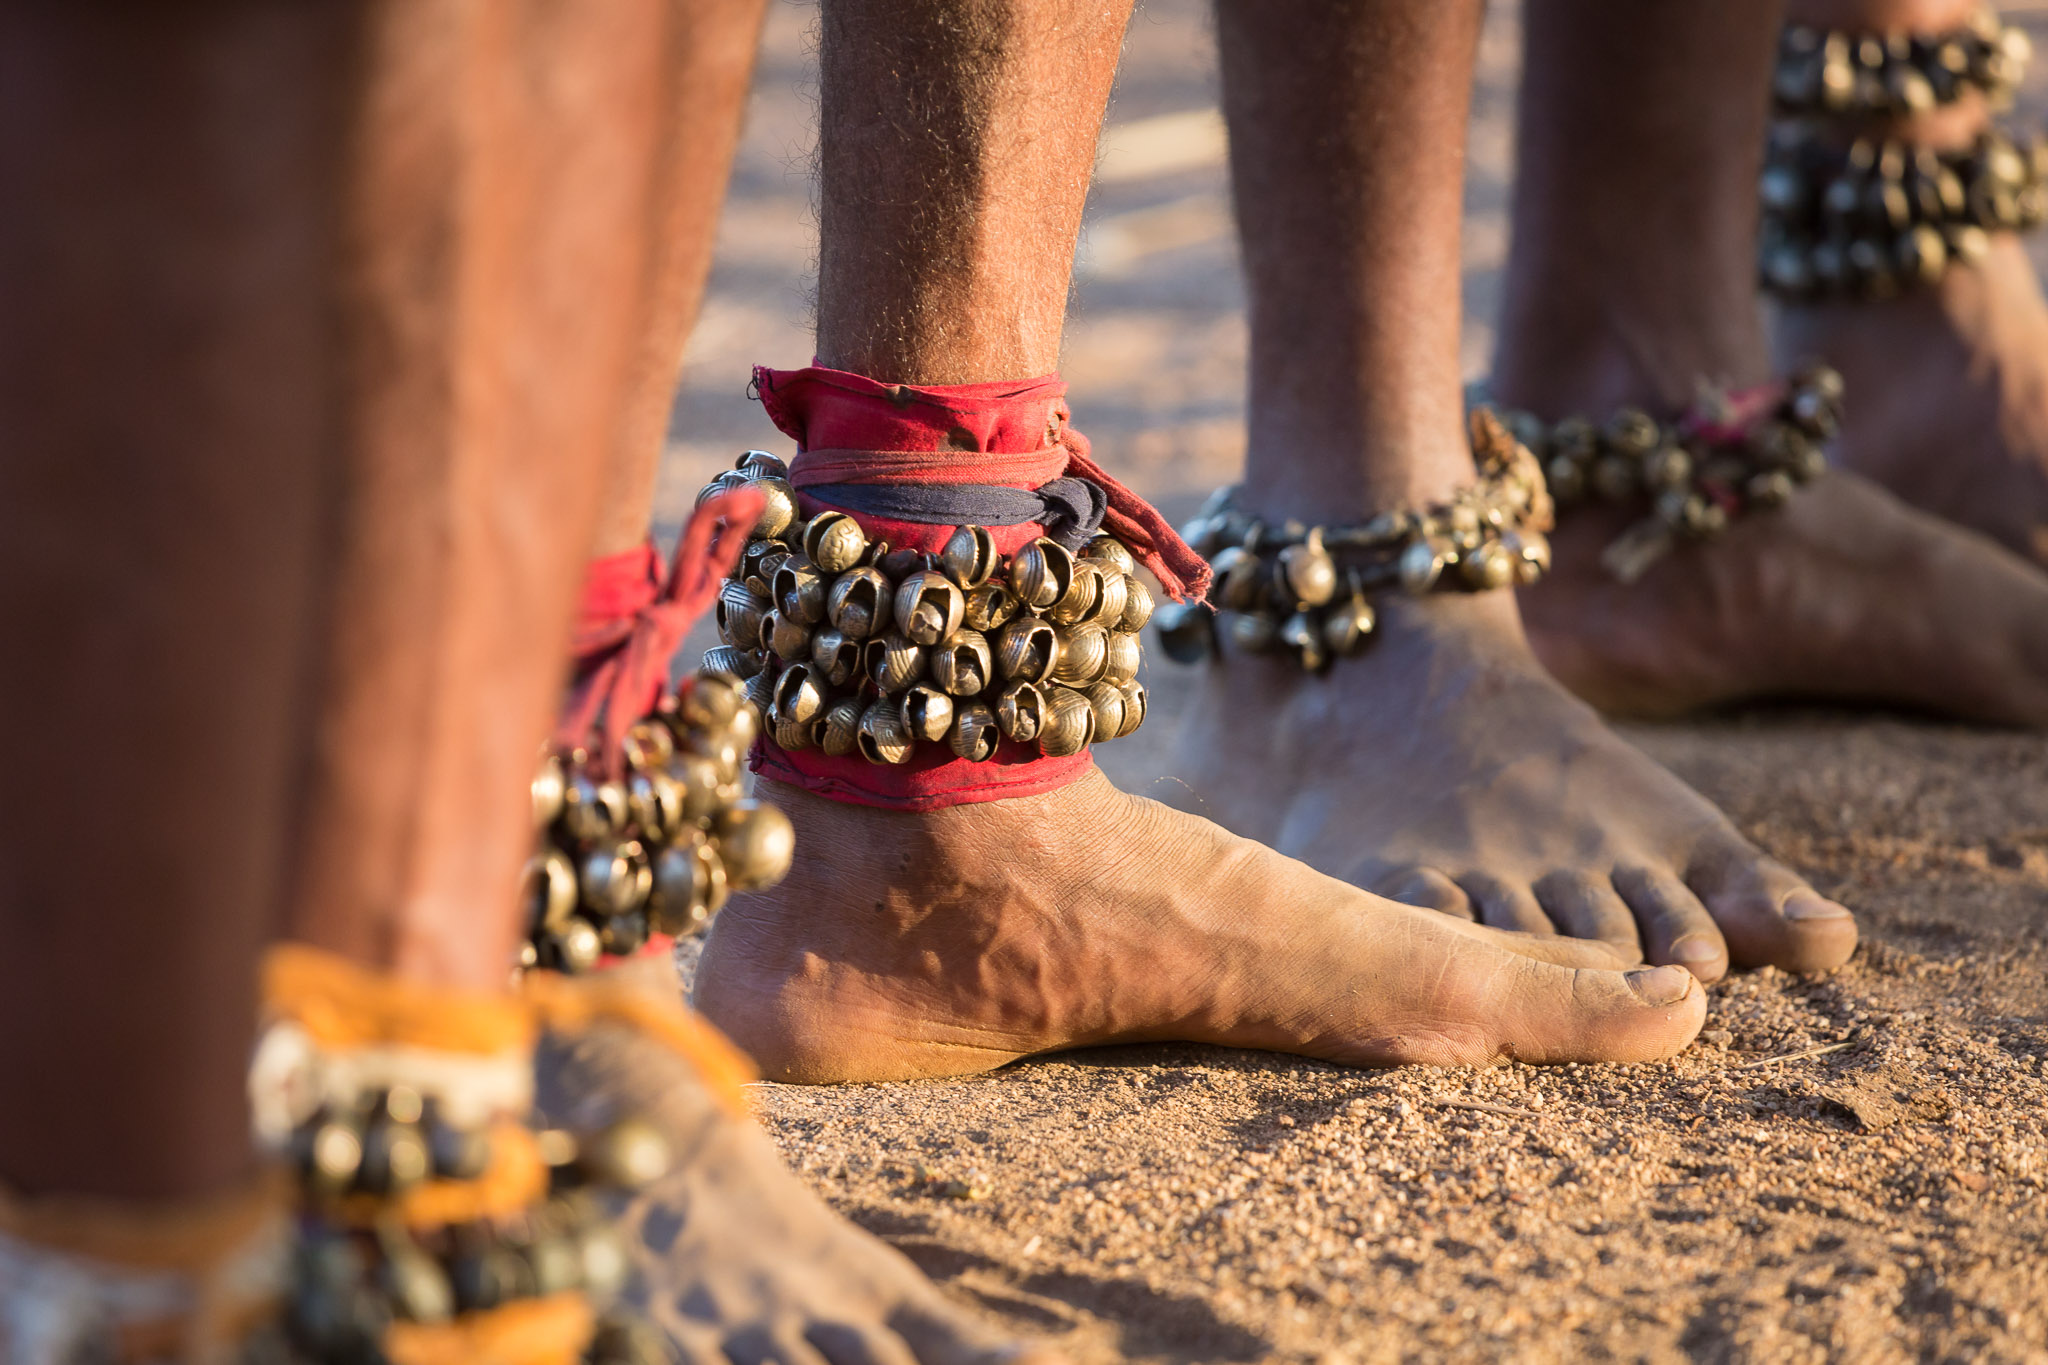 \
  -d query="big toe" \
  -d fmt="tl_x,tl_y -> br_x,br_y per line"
1498,959 -> 1706,1065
